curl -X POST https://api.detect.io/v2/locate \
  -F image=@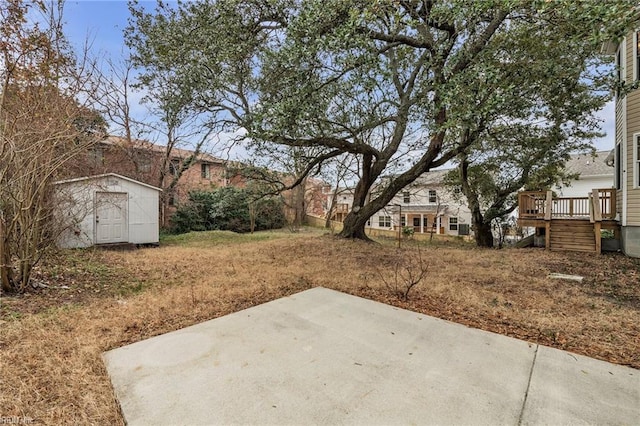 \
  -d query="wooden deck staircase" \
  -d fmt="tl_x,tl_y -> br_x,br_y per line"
518,188 -> 619,254
549,219 -> 596,253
